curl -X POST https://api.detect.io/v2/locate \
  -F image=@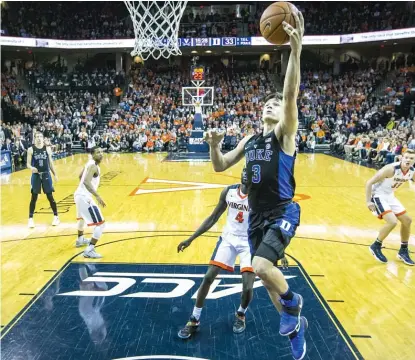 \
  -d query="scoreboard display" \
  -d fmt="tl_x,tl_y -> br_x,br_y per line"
191,65 -> 205,81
